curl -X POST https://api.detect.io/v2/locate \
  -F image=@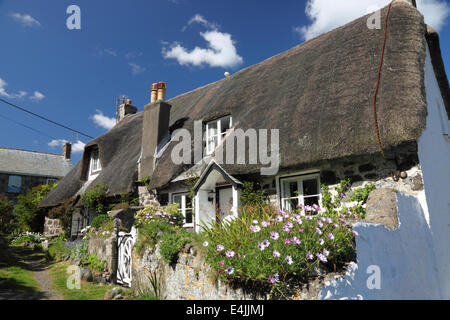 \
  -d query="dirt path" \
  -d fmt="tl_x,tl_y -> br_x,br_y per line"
27,254 -> 64,300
